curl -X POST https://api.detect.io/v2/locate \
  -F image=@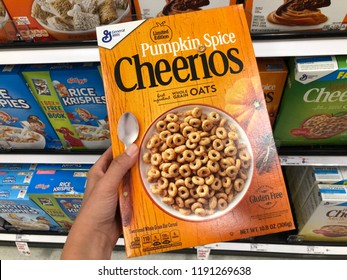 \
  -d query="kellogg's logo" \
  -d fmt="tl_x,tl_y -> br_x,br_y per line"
150,21 -> 173,43
249,185 -> 283,210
